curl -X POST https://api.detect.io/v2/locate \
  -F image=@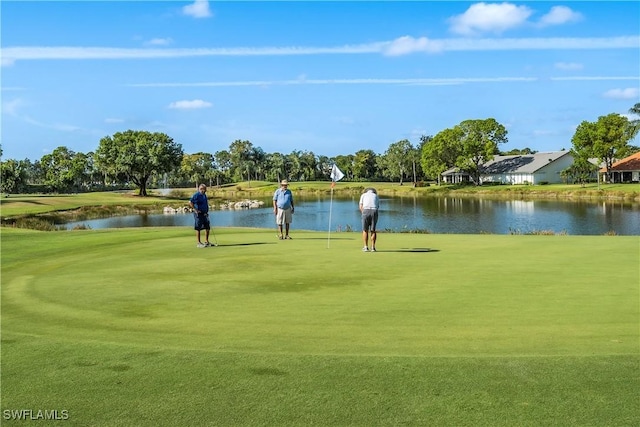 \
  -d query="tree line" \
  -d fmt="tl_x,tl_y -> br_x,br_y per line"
2,104 -> 638,195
